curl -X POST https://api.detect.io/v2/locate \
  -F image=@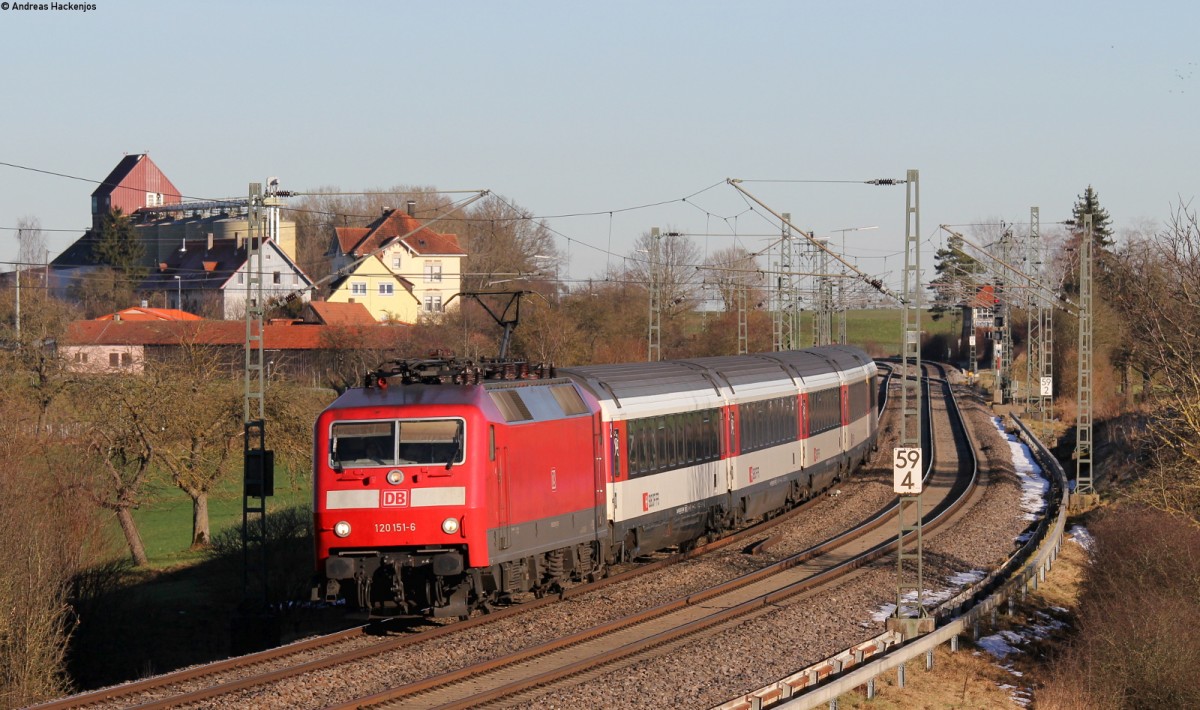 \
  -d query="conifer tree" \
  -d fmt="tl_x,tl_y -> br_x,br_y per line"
1071,185 -> 1114,248
91,208 -> 147,308
929,231 -> 984,320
